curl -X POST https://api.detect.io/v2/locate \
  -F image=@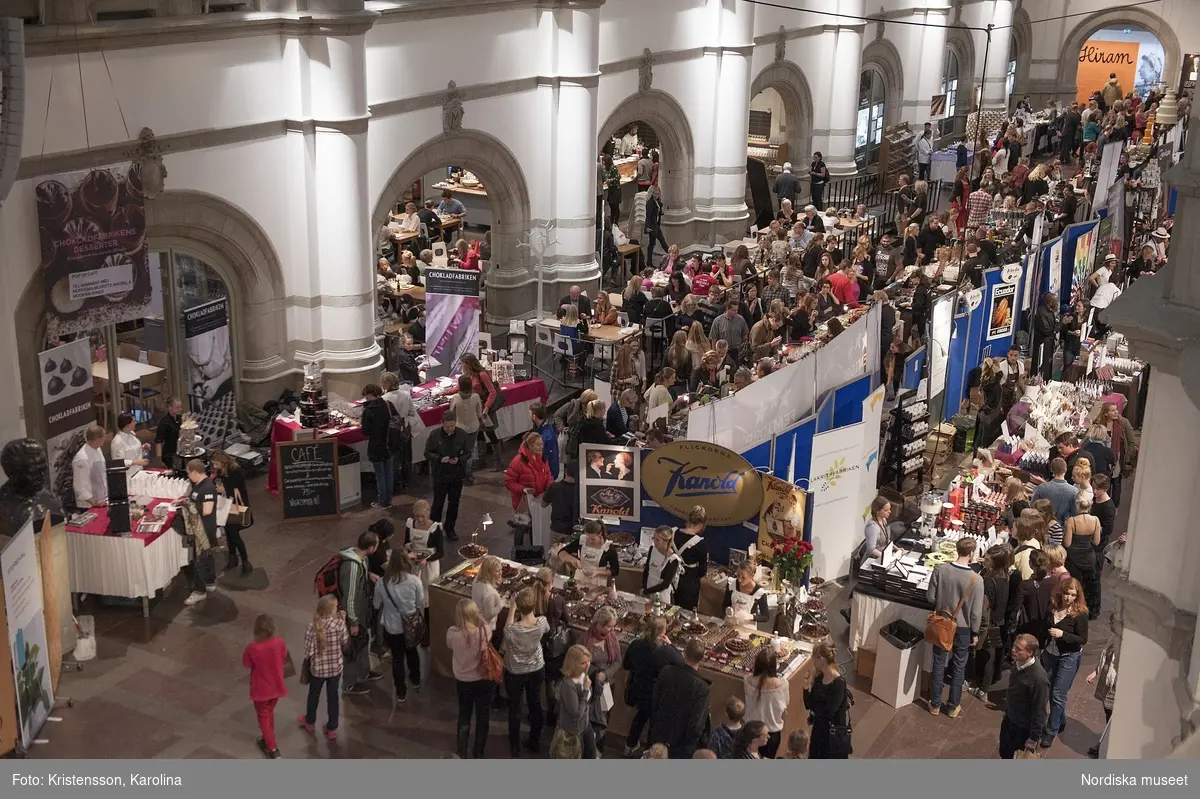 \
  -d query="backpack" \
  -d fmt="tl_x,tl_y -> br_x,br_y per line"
385,399 -> 409,455
314,554 -> 345,599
